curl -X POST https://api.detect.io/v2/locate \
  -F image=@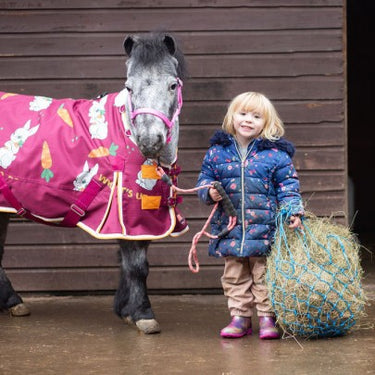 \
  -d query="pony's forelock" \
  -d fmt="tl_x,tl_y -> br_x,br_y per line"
129,32 -> 188,80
